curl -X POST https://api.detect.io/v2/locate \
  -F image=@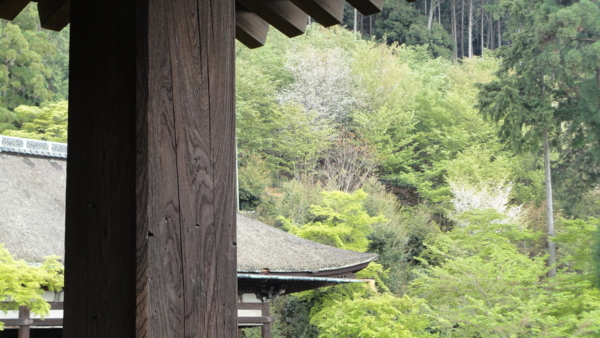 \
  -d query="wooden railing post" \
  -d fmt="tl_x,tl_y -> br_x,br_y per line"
17,306 -> 30,338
